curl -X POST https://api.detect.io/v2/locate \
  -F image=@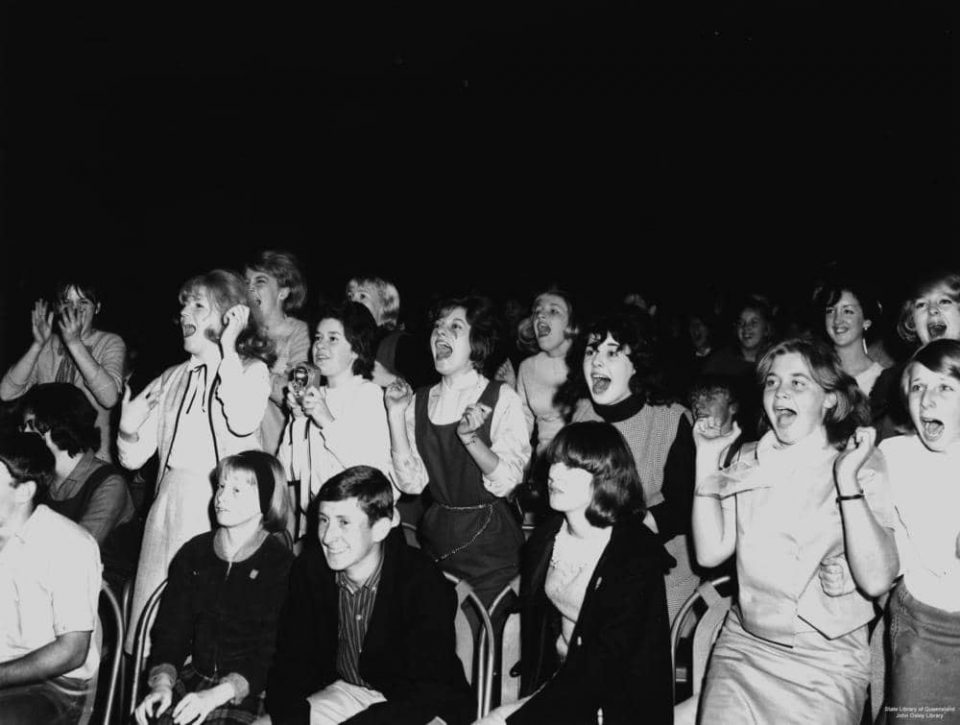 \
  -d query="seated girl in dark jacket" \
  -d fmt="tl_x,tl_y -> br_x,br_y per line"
134,451 -> 293,725
475,421 -> 675,725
